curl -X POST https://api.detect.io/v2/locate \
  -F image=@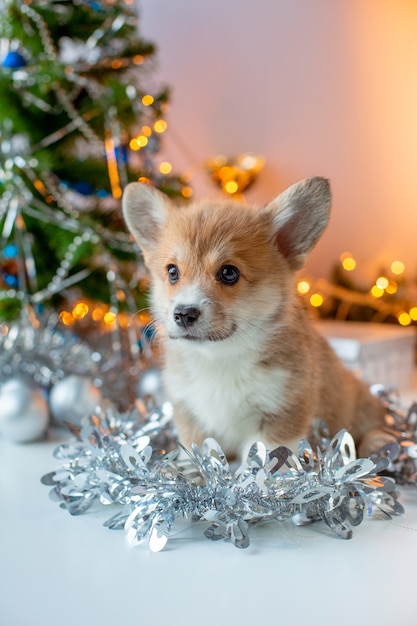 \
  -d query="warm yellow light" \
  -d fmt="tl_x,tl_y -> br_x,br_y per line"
398,312 -> 412,326
142,94 -> 154,106
154,119 -> 168,133
104,311 -> 117,326
224,180 -> 239,194
342,257 -> 356,272
138,176 -> 149,184
385,280 -> 398,295
104,134 -> 122,199
139,311 -> 152,324
72,302 -> 89,319
141,125 -> 152,137
92,306 -> 106,322
133,55 -> 144,65
34,179 -> 48,195
219,165 -> 235,180
181,185 -> 193,198
111,59 -> 123,69
59,311 -> 75,326
310,293 -> 324,307
371,285 -> 384,298
159,161 -> 173,174
391,260 -> 405,275
129,138 -> 140,151
340,254 -> 356,271
297,280 -> 311,295
409,306 -> 417,321
118,313 -> 129,328
376,276 -> 389,290
135,135 -> 148,148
